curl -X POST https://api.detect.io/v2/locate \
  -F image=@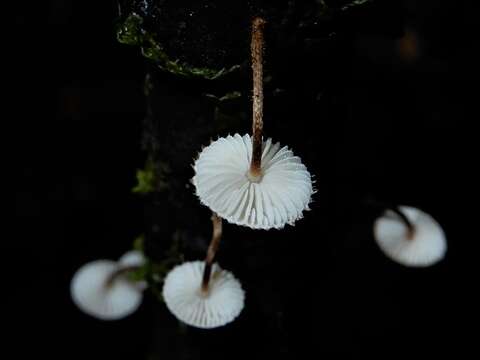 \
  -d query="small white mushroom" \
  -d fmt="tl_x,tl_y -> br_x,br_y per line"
118,250 -> 146,268
162,261 -> 245,329
70,251 -> 146,320
193,134 -> 313,229
374,206 -> 447,267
